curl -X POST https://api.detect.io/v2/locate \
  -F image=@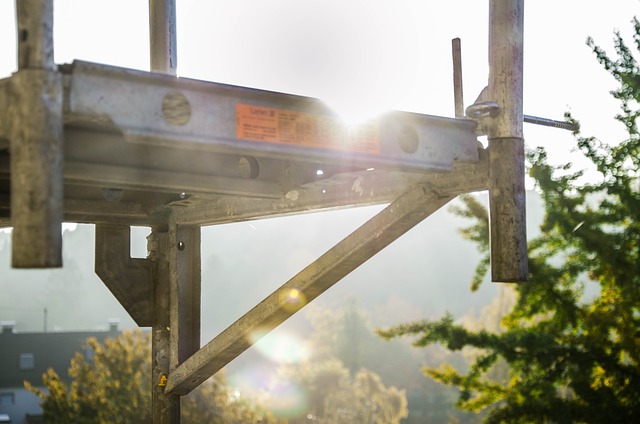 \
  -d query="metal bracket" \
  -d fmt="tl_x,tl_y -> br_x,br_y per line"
466,87 -> 578,132
164,184 -> 455,395
95,224 -> 153,326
